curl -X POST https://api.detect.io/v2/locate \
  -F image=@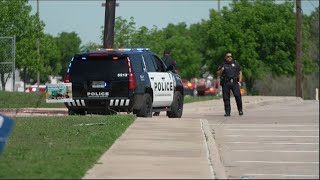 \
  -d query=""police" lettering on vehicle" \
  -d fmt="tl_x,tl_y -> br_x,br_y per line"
87,92 -> 109,97
154,82 -> 173,91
